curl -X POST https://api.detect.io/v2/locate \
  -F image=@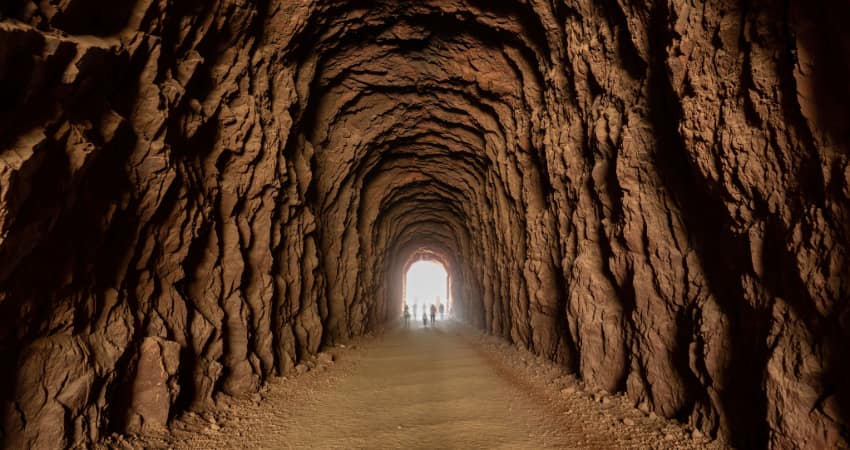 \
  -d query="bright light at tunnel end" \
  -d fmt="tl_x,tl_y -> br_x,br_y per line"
404,260 -> 449,311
